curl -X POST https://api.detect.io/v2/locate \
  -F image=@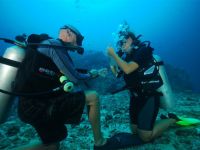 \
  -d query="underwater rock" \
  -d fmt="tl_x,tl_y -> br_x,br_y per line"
165,64 -> 193,92
6,125 -> 20,137
175,128 -> 198,136
1,91 -> 200,149
0,138 -> 11,149
105,114 -> 113,122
